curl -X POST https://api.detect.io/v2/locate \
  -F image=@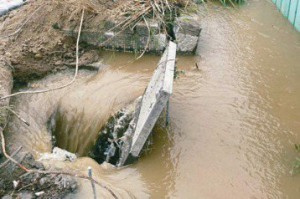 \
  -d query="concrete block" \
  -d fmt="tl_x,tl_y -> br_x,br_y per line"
174,15 -> 201,37
63,19 -> 167,53
176,33 -> 199,53
136,21 -> 160,36
174,15 -> 201,54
